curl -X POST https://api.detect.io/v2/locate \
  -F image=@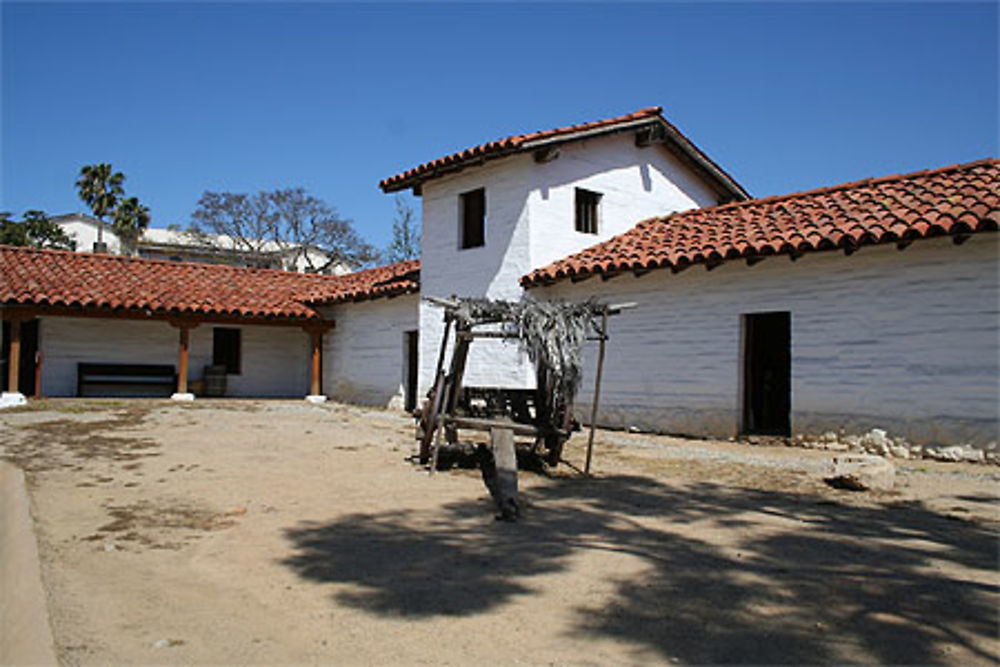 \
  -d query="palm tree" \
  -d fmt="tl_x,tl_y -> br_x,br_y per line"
75,163 -> 124,251
112,196 -> 151,253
